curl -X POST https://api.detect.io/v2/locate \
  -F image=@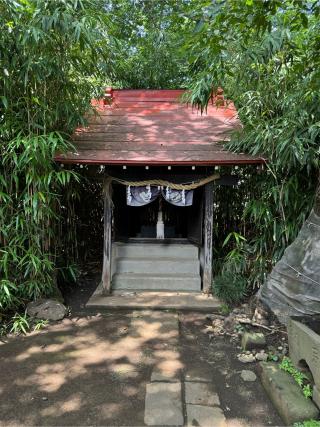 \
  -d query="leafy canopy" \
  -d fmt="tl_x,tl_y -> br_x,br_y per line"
183,0 -> 320,290
0,0 -> 111,311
